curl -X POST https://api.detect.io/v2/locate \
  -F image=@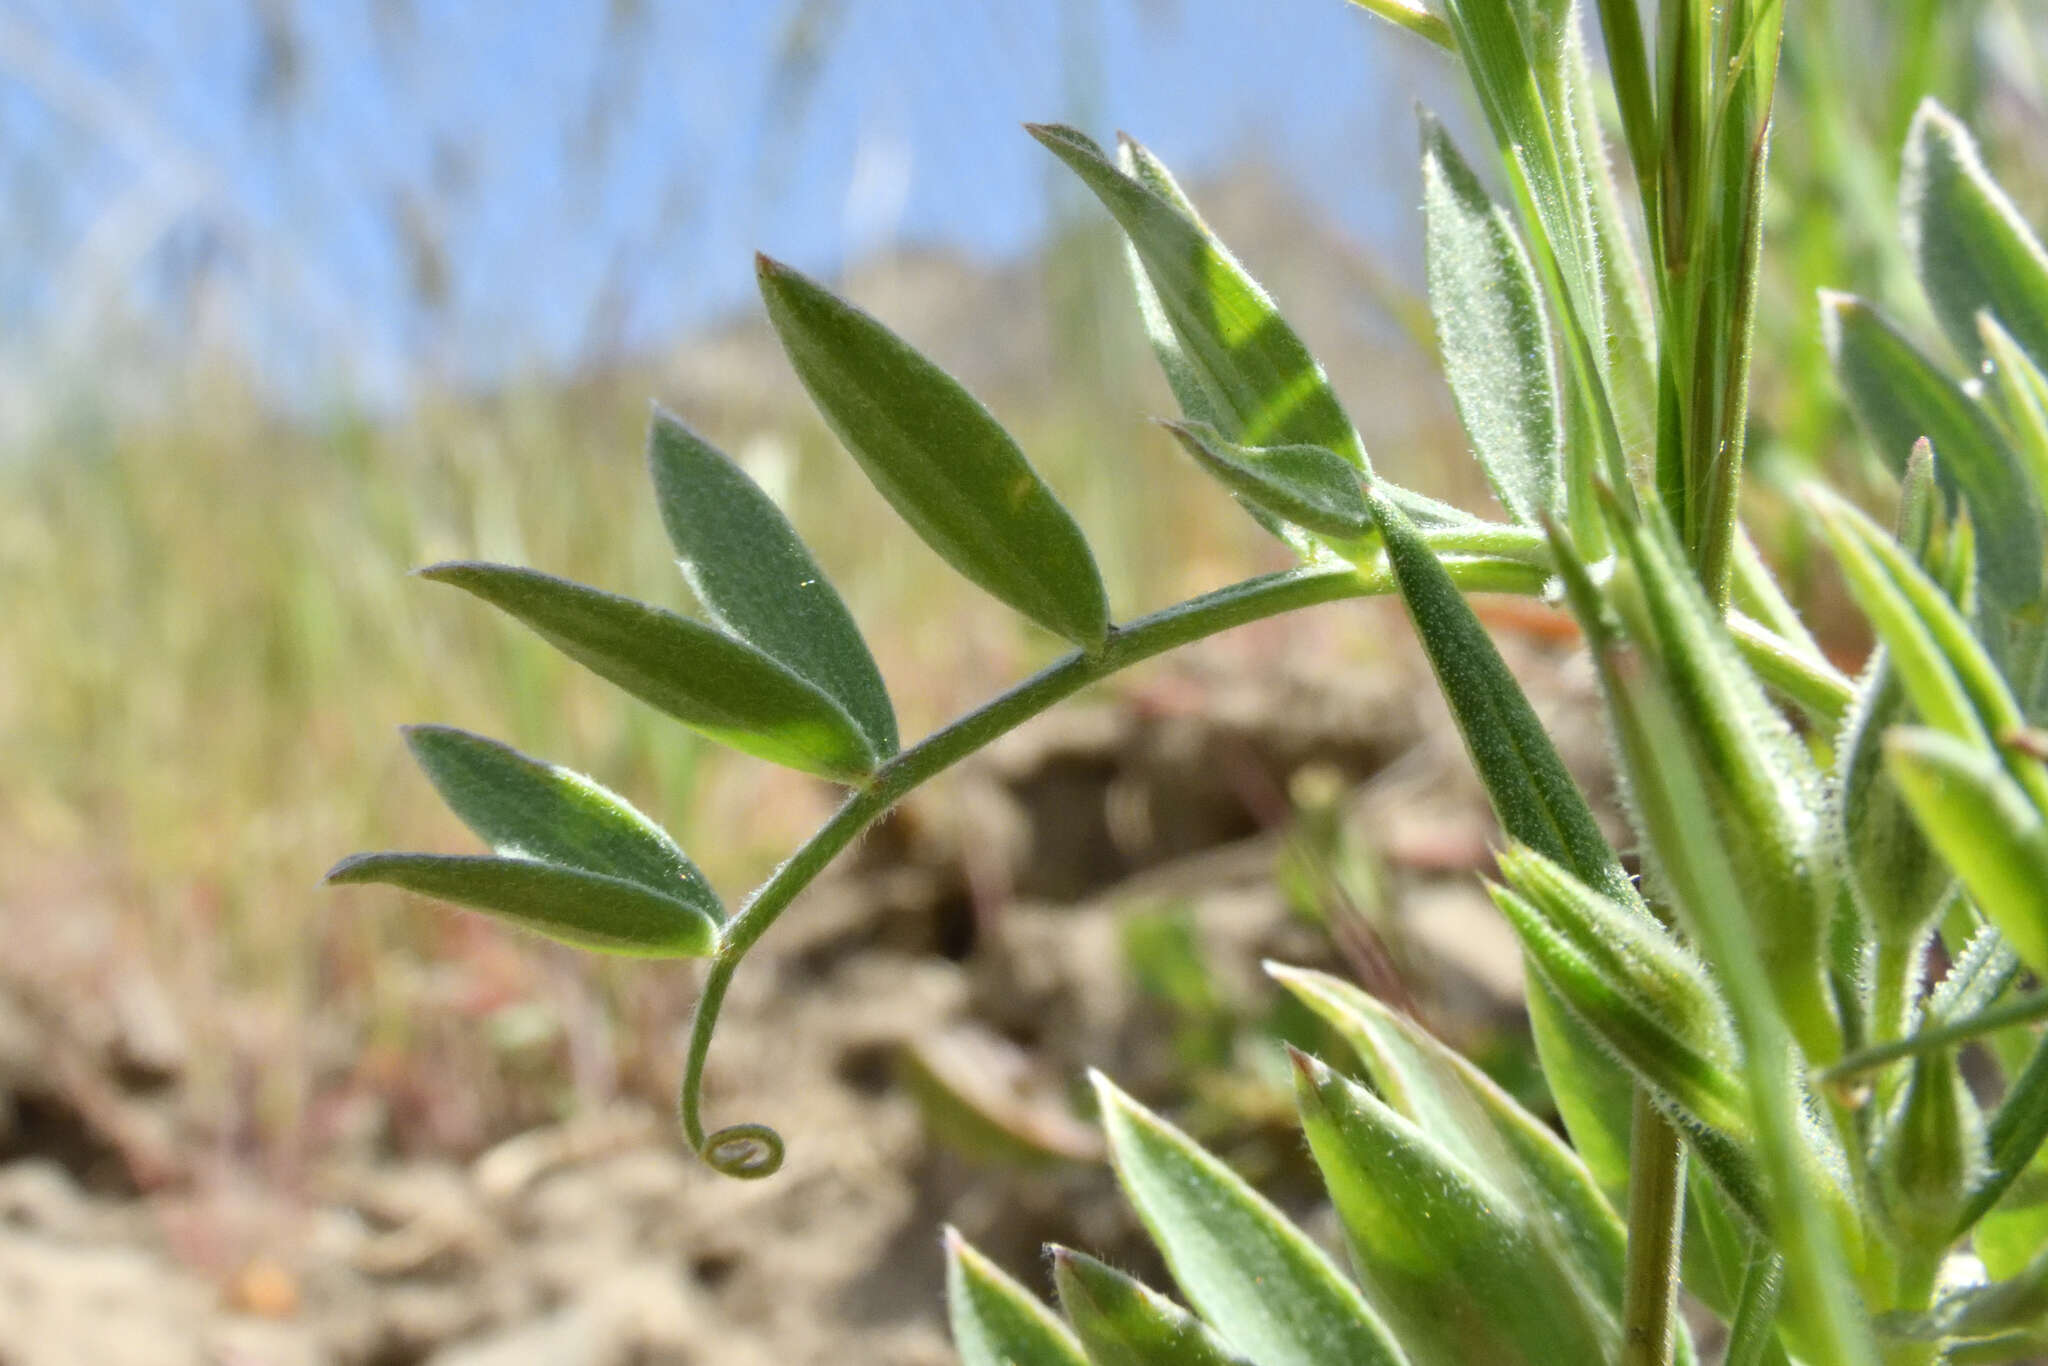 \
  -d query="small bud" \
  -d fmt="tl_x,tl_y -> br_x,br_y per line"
1873,1051 -> 1984,1254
